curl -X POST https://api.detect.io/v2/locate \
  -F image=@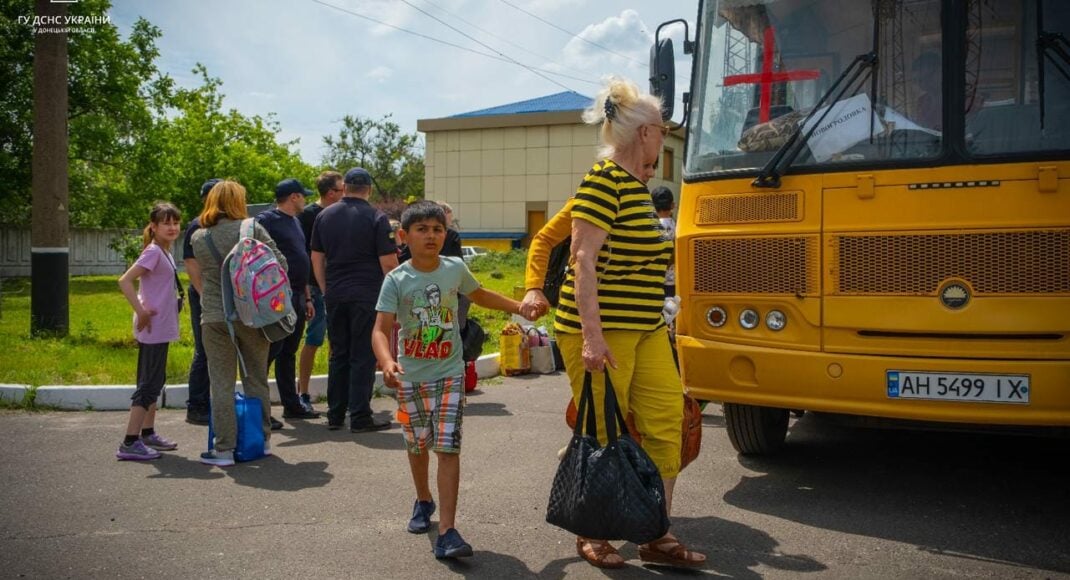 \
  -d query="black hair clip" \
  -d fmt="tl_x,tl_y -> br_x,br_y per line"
603,97 -> 617,121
